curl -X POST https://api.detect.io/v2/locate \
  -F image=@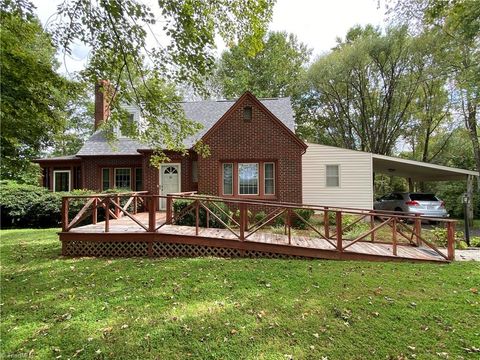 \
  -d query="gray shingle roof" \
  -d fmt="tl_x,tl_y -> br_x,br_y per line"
77,97 -> 295,156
